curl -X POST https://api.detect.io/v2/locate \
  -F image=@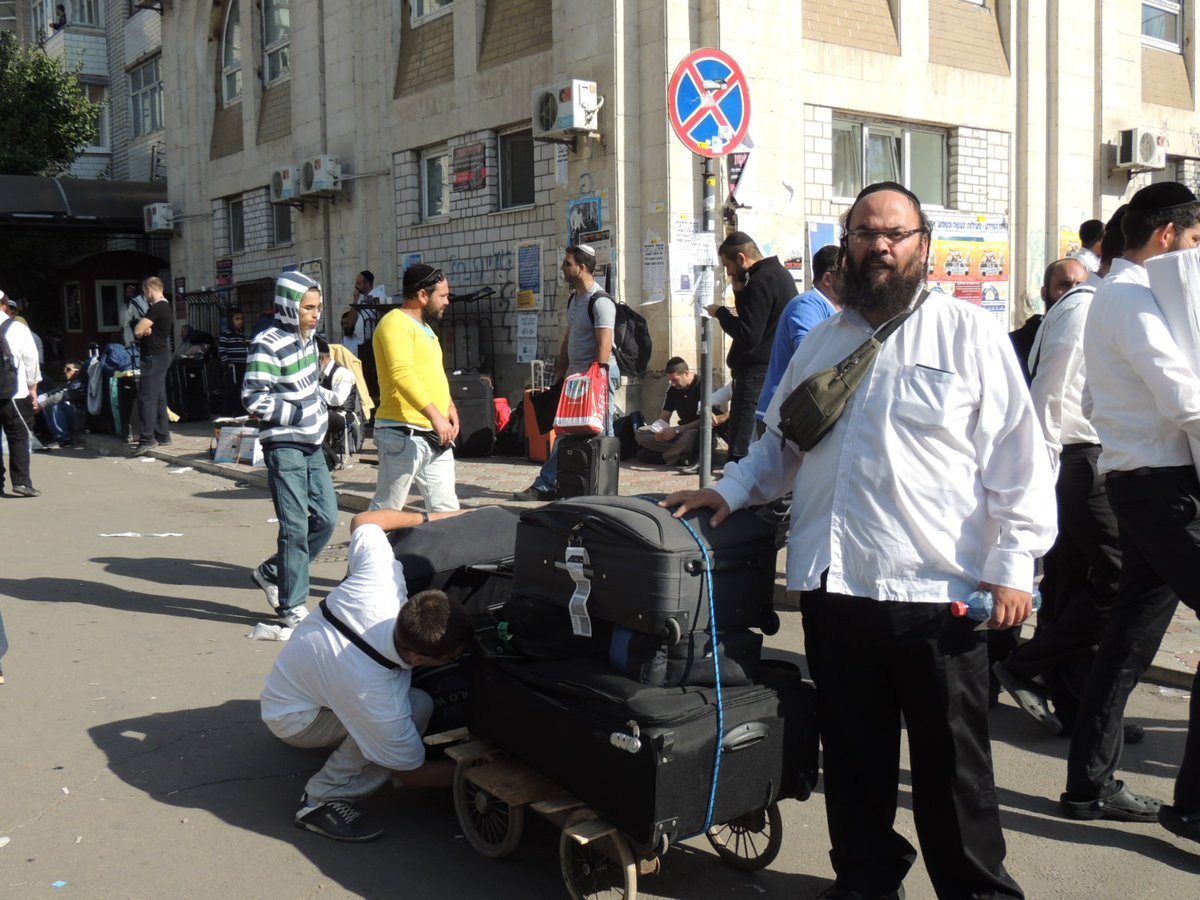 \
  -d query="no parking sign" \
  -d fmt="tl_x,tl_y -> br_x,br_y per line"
667,48 -> 751,158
